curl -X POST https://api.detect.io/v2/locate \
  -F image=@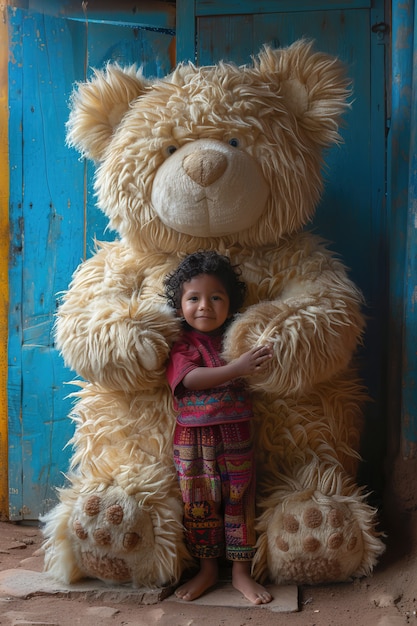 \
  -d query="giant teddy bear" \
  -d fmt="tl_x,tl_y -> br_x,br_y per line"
42,39 -> 385,588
